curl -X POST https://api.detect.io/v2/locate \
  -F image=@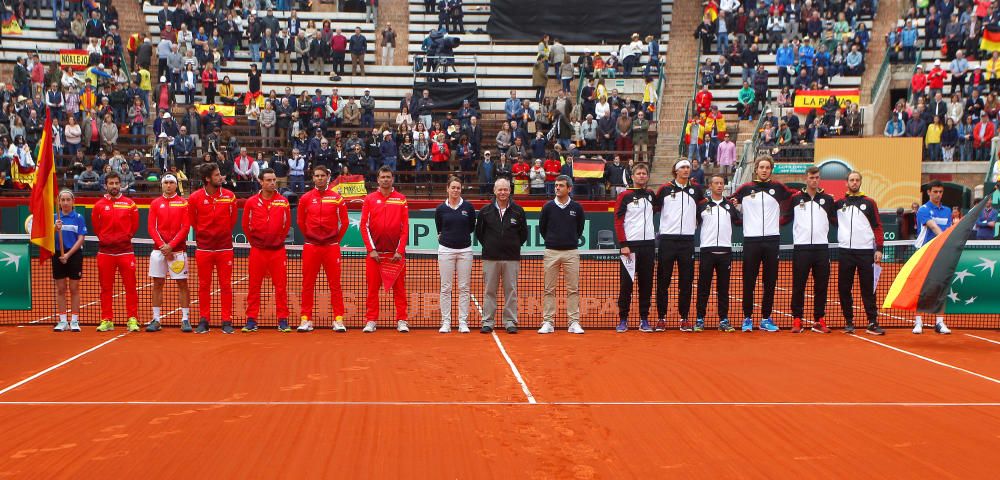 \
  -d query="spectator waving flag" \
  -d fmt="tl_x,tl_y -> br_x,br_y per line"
1,12 -> 22,36
28,108 -> 56,262
704,1 -> 719,22
883,194 -> 1000,314
982,24 -> 1000,52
